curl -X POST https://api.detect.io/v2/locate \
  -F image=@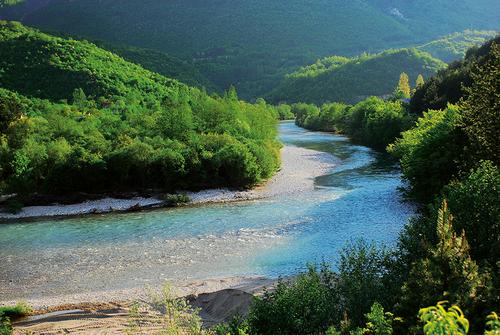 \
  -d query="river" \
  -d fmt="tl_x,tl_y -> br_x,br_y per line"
0,122 -> 415,303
